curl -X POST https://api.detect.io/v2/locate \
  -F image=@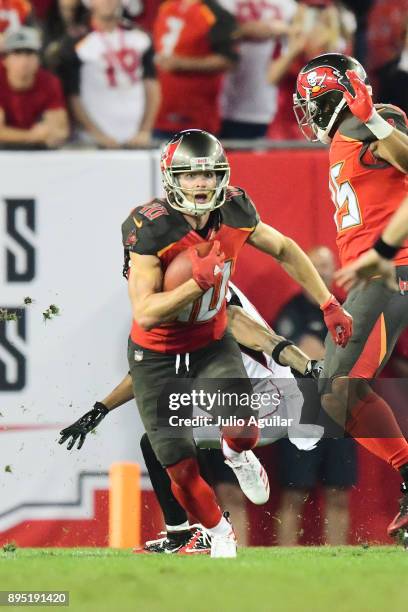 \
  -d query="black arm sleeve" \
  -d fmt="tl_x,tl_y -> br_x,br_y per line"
57,38 -> 81,96
142,42 -> 156,79
206,0 -> 239,62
